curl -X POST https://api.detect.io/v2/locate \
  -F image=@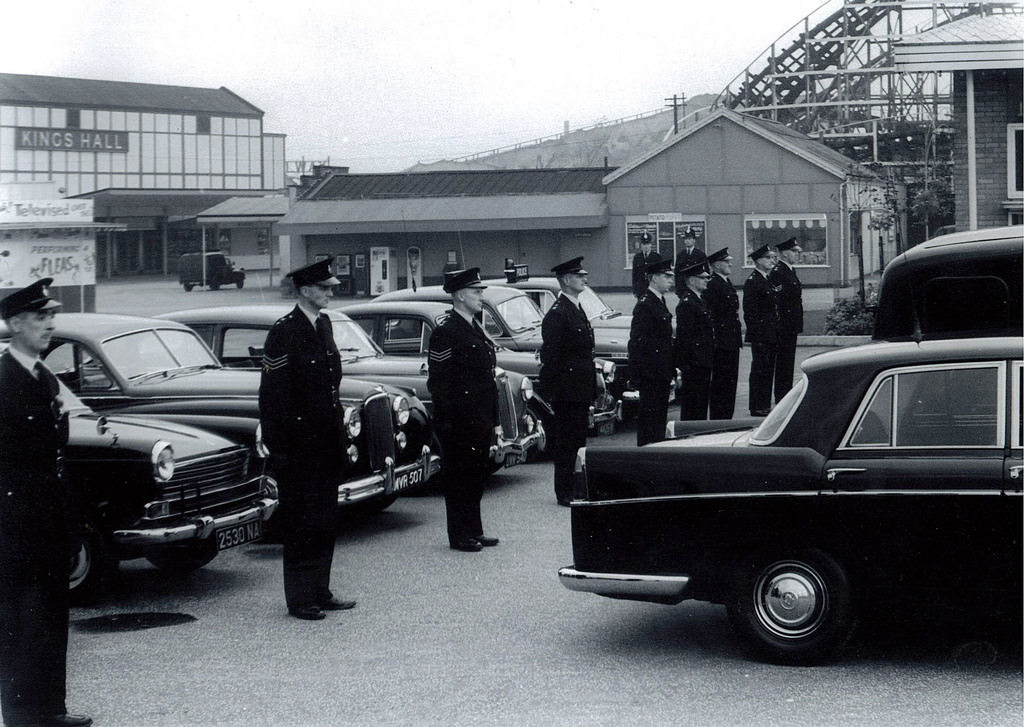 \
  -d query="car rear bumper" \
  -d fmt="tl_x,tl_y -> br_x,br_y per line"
339,445 -> 441,504
557,565 -> 690,604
